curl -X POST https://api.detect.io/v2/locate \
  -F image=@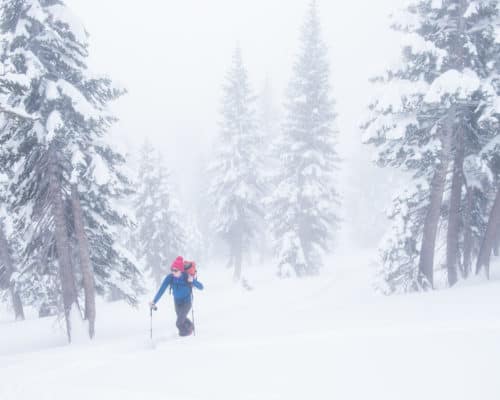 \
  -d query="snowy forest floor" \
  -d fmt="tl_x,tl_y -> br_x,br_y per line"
1,251 -> 500,400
